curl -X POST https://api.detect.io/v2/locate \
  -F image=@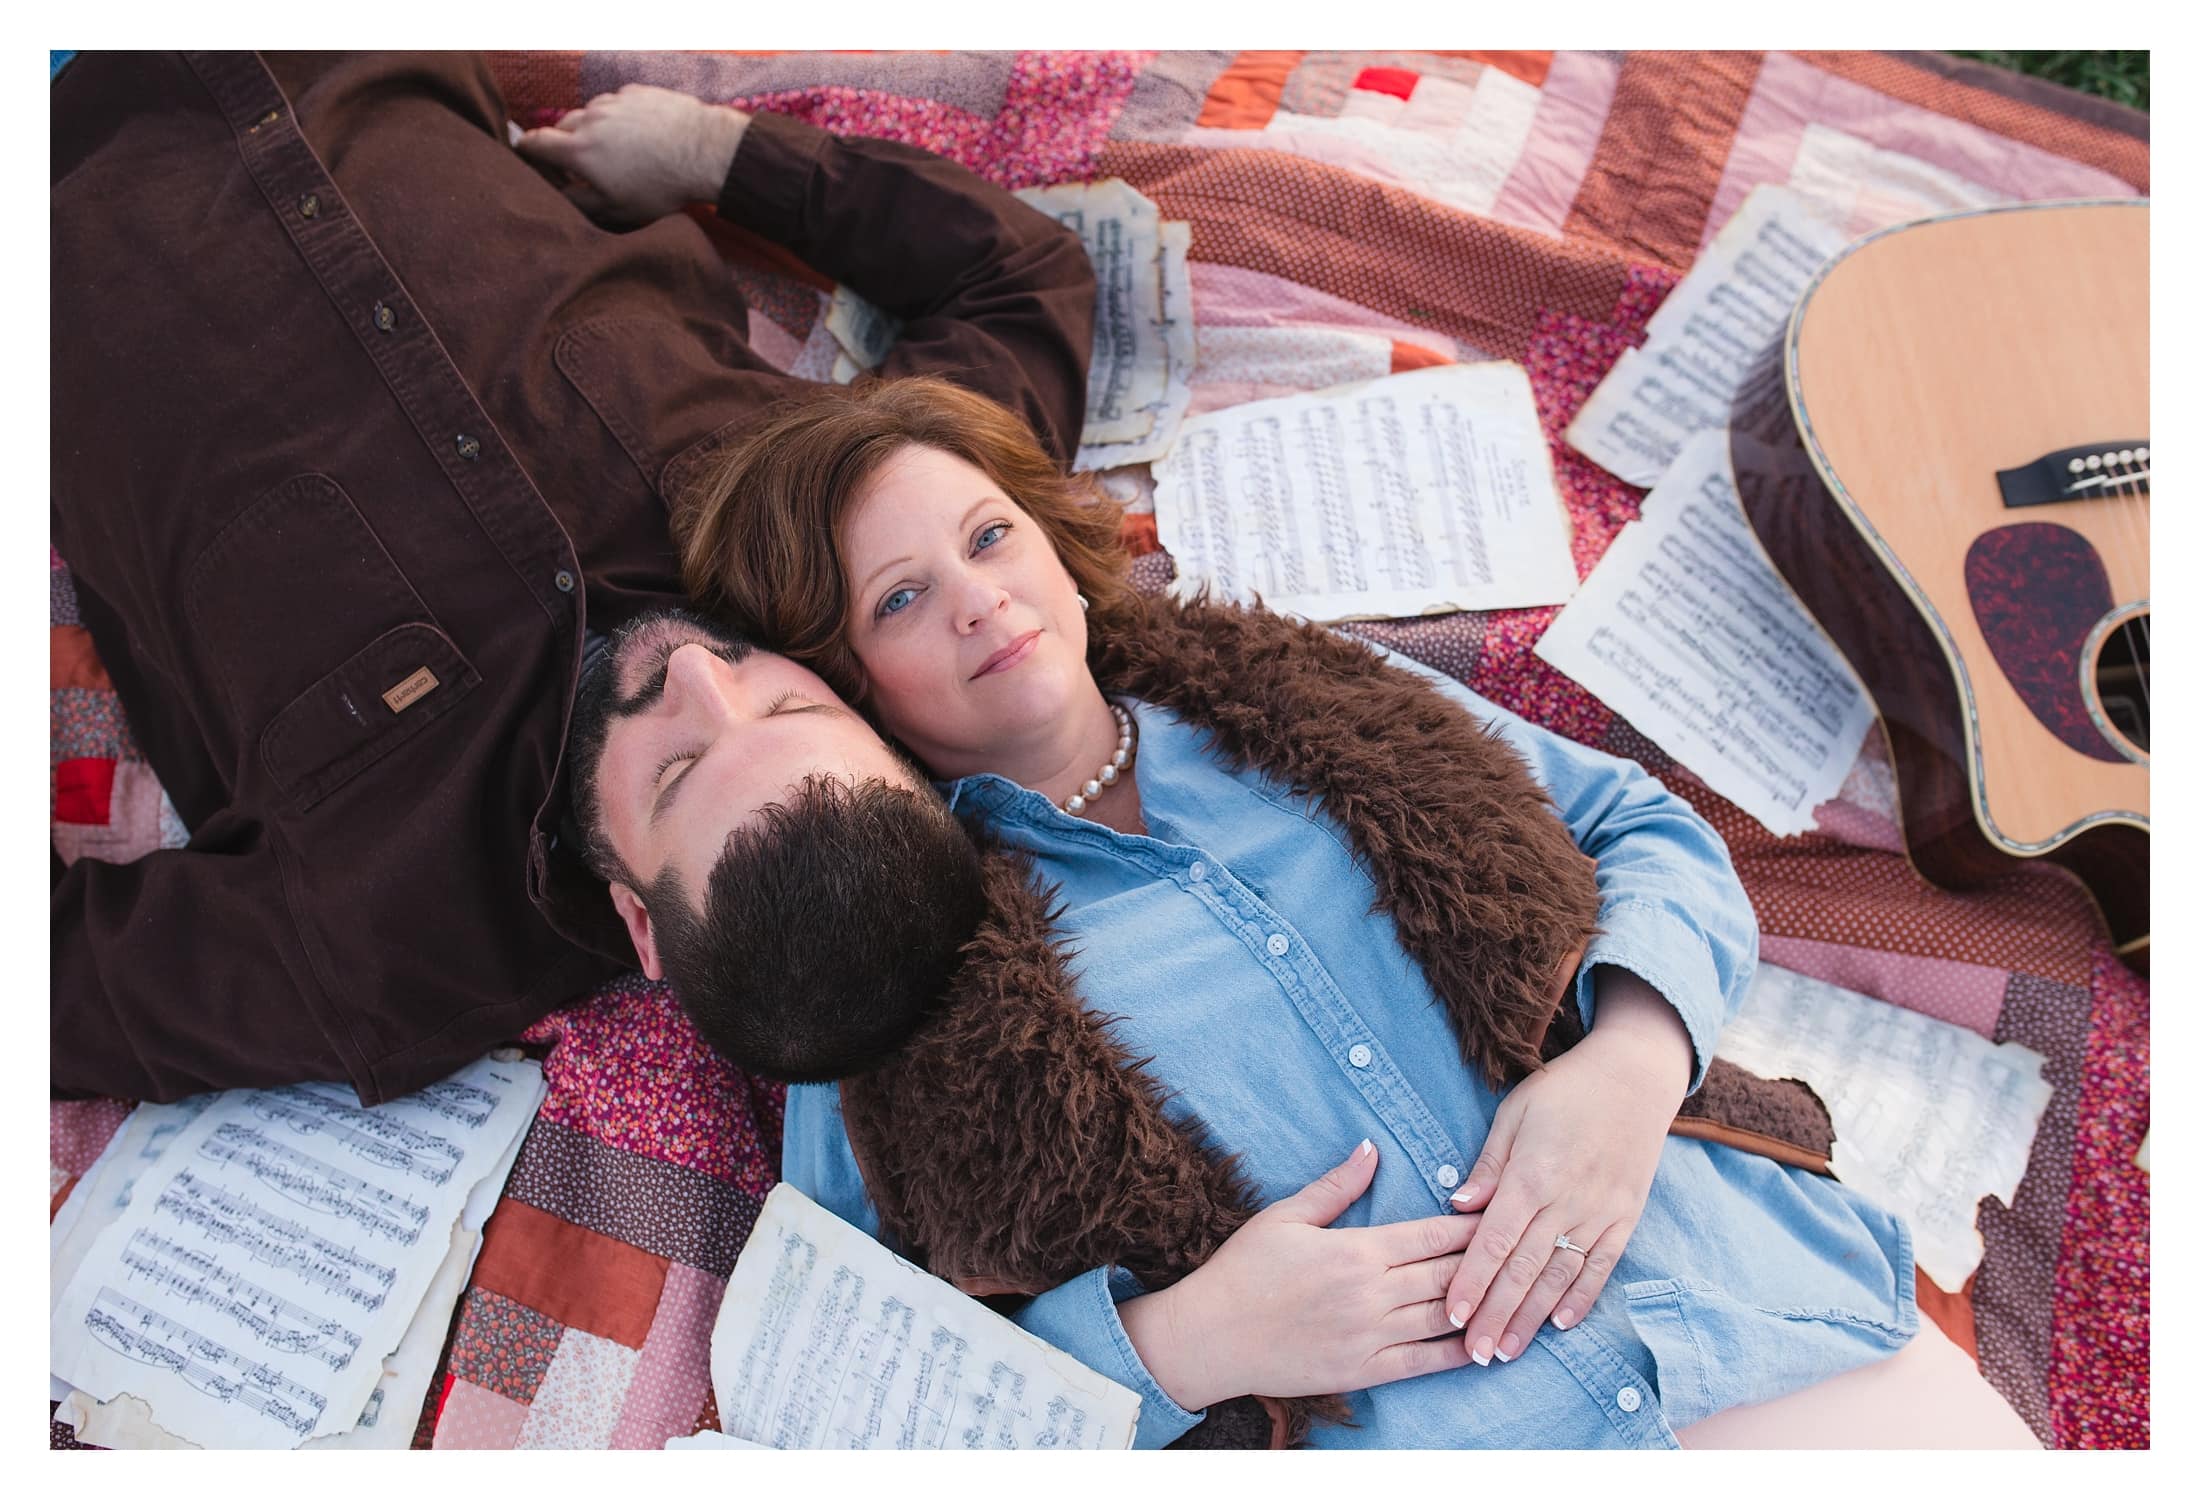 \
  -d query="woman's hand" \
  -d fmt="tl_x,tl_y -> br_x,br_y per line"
515,84 -> 749,224
1118,1141 -> 1481,1413
1440,969 -> 1694,1364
